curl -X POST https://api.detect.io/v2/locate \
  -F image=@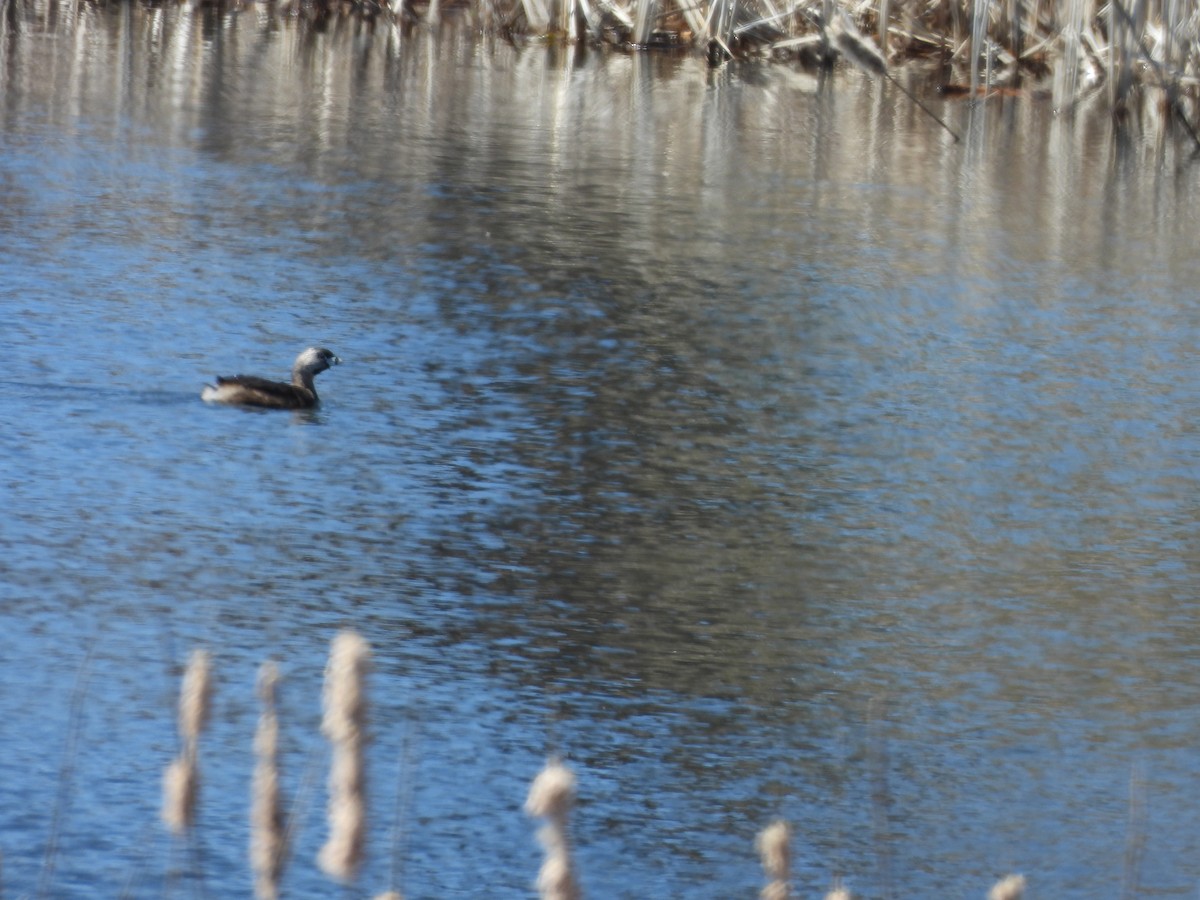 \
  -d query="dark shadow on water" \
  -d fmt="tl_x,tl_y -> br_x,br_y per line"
198,400 -> 330,425
3,380 -> 330,424
0,380 -> 197,407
